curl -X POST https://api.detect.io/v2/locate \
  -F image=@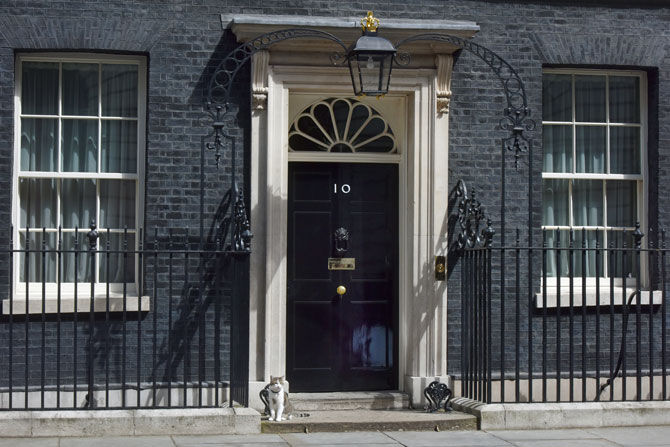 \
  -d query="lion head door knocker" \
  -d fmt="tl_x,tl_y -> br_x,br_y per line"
334,227 -> 350,256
